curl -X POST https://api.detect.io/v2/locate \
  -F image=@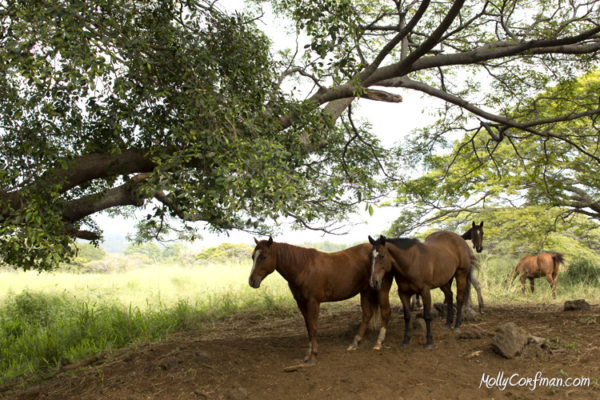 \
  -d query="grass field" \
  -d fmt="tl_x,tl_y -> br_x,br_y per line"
1,255 -> 599,387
